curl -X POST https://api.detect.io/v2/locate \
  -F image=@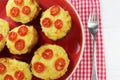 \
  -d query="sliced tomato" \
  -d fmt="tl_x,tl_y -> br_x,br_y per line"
14,70 -> 24,80
50,5 -> 60,16
14,0 -> 23,6
33,62 -> 45,73
8,32 -> 17,41
18,25 -> 28,36
42,18 -> 52,28
4,74 -> 14,80
10,7 -> 20,17
0,63 -> 6,74
0,34 -> 4,42
42,49 -> 53,59
54,19 -> 63,29
55,58 -> 66,71
15,39 -> 25,51
22,6 -> 31,15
